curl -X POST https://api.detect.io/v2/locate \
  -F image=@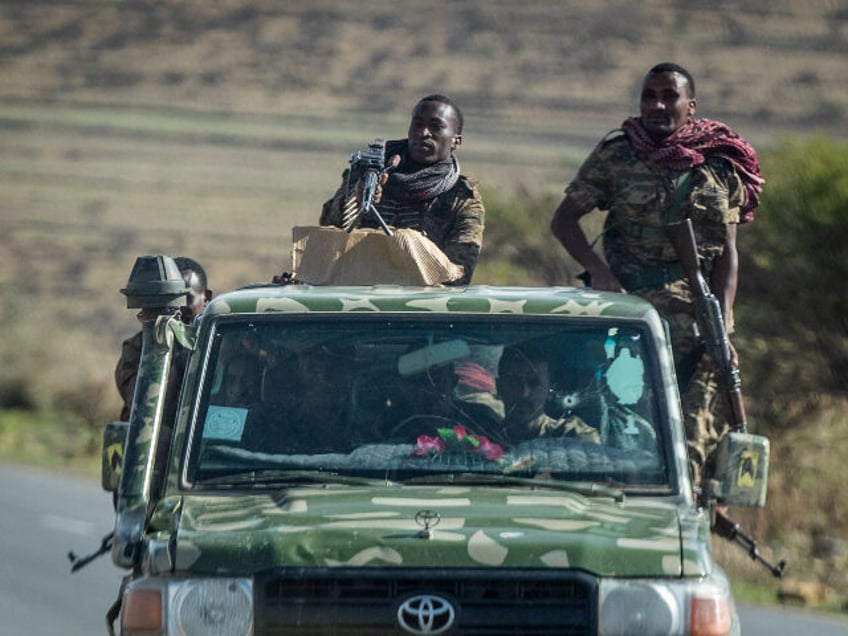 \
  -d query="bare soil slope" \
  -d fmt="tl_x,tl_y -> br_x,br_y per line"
2,1 -> 846,135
